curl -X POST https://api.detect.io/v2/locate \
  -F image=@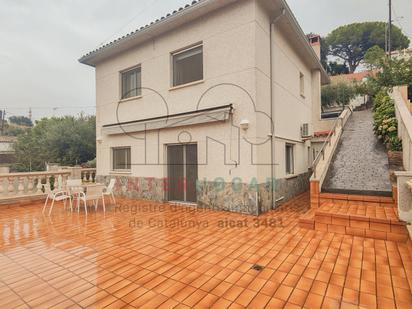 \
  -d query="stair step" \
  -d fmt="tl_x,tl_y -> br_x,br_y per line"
299,199 -> 409,243
299,213 -> 409,242
319,192 -> 394,203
